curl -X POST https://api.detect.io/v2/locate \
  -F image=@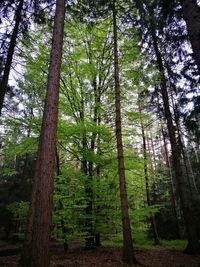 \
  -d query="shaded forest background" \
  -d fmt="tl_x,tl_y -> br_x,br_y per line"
0,0 -> 200,266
